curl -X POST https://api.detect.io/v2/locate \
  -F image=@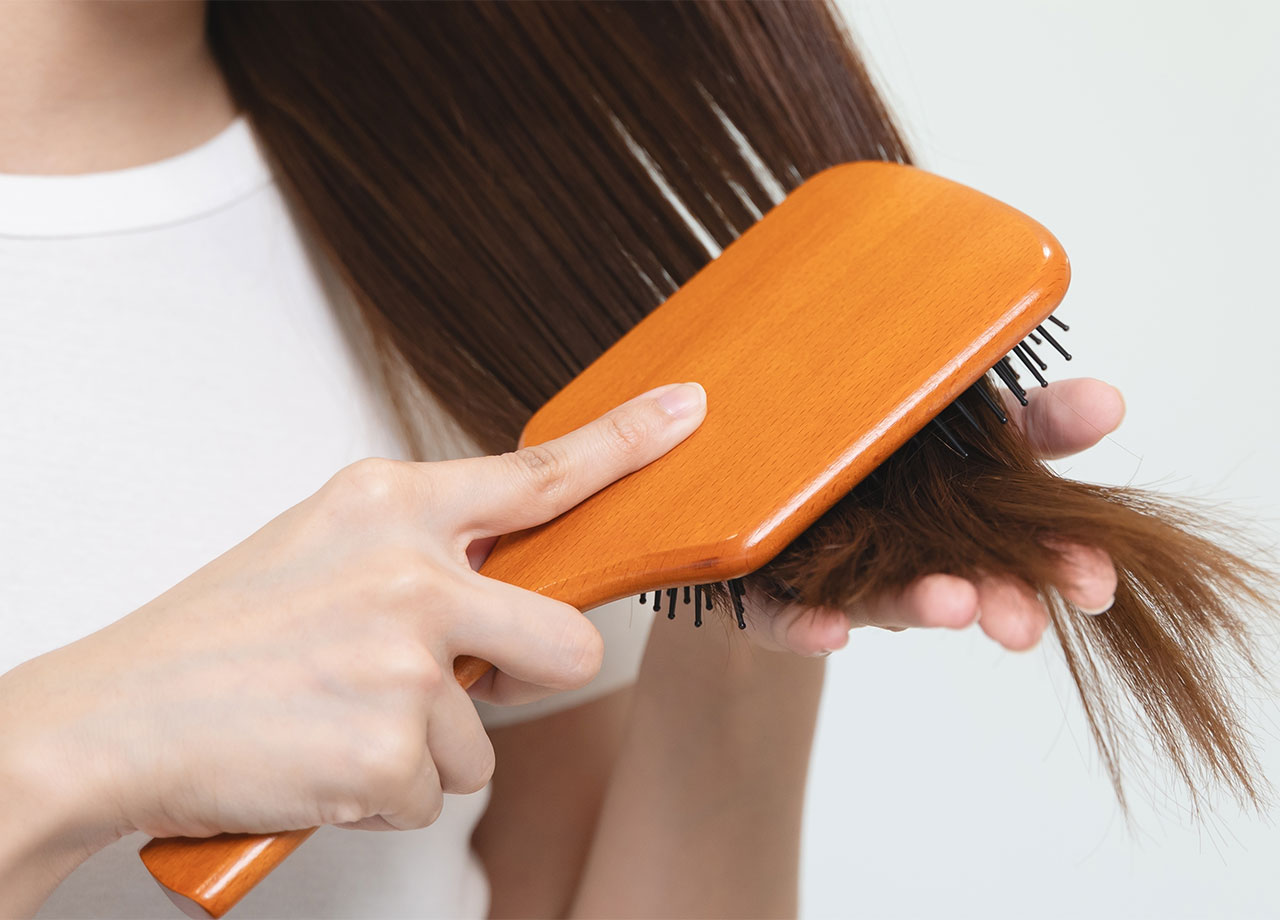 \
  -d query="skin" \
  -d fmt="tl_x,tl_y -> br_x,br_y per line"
0,3 -> 1124,916
0,1 -> 235,174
